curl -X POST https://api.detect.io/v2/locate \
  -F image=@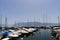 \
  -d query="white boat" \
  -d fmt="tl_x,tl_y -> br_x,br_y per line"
8,34 -> 19,37
22,28 -> 36,32
2,37 -> 9,40
8,29 -> 20,37
21,30 -> 29,34
53,27 -> 60,30
16,28 -> 29,34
